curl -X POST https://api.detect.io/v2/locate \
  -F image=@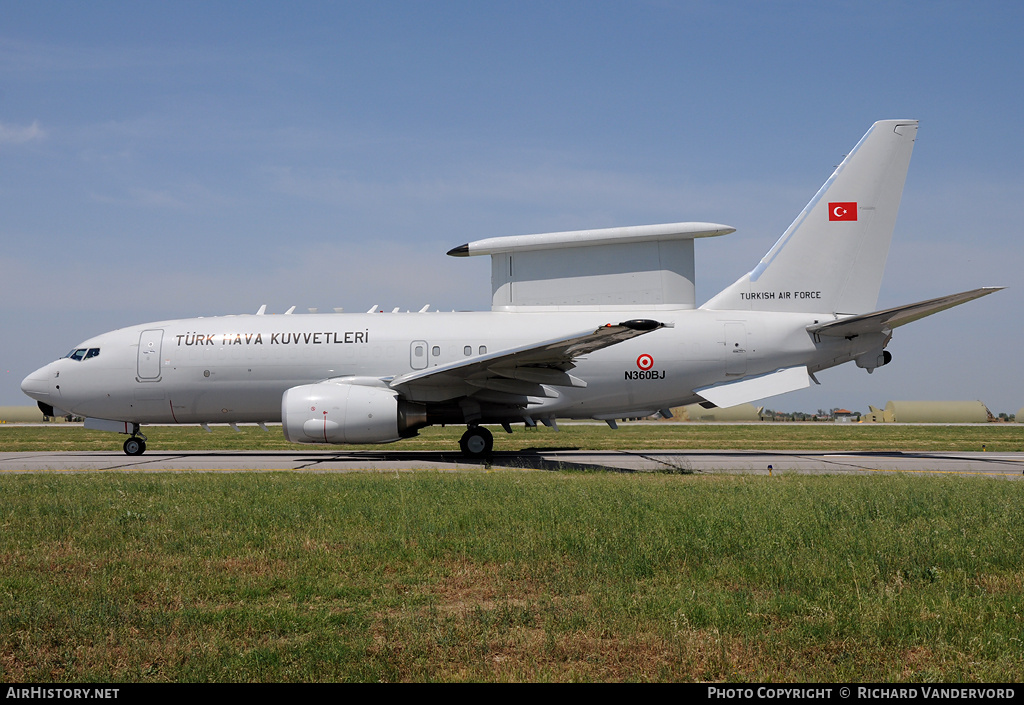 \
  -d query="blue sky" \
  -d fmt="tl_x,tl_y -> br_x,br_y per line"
2,1 -> 1022,414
